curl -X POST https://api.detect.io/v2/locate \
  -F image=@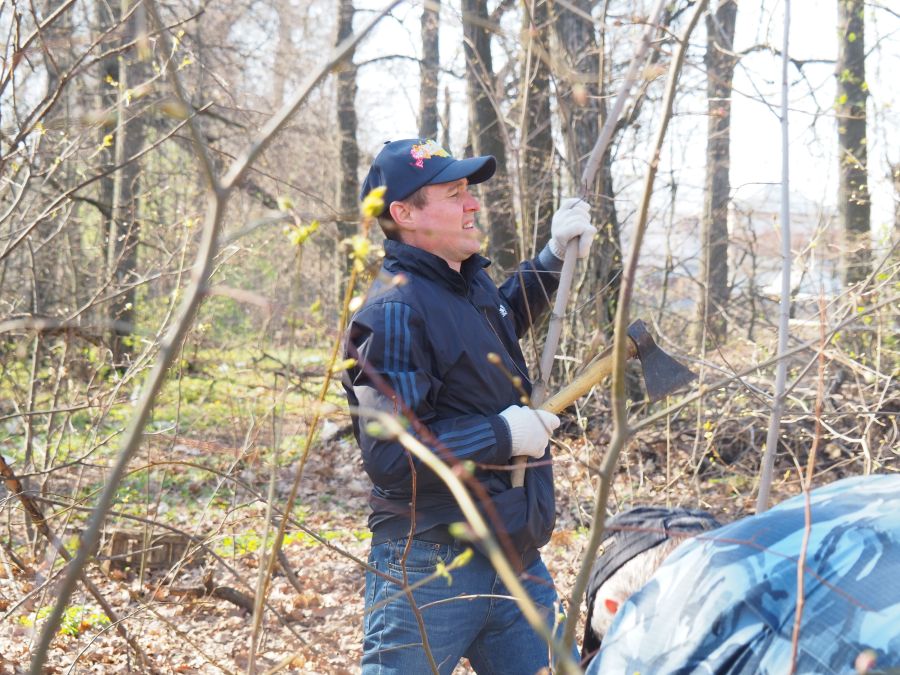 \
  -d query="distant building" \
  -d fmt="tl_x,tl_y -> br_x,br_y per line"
633,184 -> 841,327
729,184 -> 842,307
